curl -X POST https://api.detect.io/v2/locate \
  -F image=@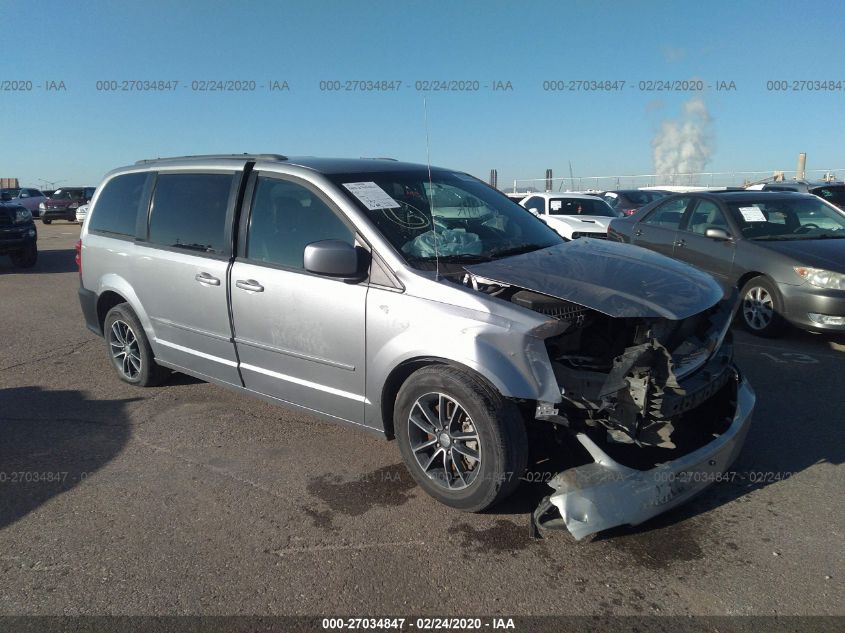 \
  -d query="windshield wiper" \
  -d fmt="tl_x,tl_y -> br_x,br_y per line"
488,243 -> 551,259
408,253 -> 492,263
